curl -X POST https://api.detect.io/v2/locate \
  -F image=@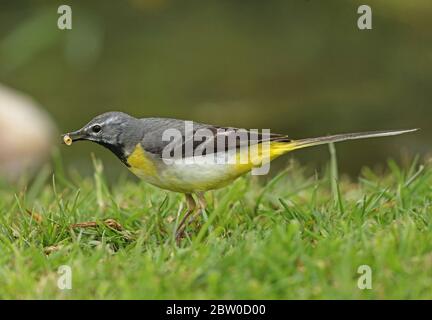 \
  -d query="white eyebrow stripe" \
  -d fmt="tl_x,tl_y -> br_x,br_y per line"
102,117 -> 117,125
